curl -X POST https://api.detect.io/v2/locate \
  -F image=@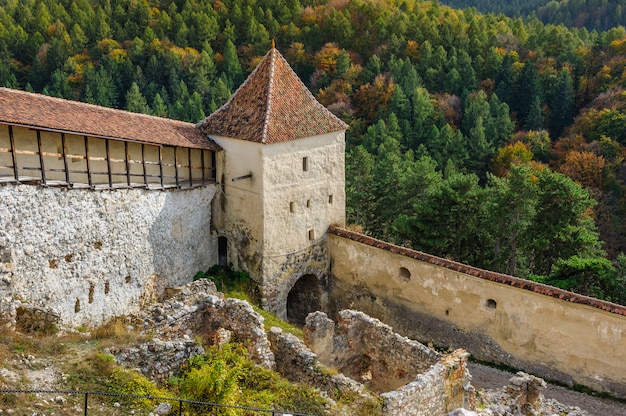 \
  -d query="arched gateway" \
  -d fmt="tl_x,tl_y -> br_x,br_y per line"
287,274 -> 322,326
